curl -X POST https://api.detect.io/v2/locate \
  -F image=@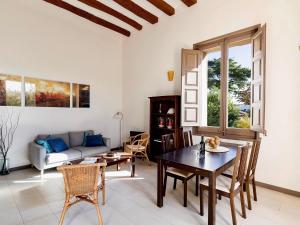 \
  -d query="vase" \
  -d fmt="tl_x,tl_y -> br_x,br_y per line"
0,157 -> 10,175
